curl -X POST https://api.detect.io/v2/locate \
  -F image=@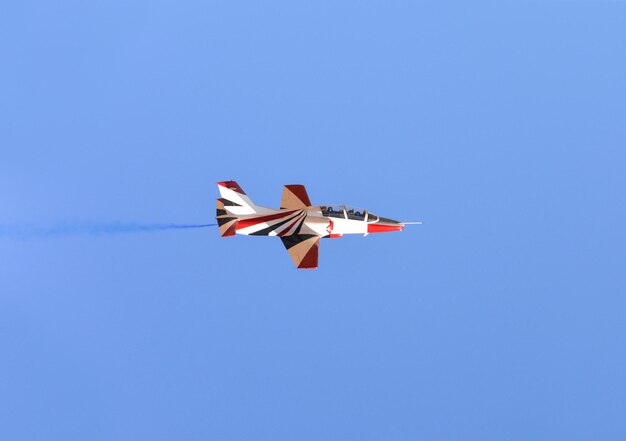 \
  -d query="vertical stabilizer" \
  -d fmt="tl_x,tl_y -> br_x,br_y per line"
217,181 -> 258,215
